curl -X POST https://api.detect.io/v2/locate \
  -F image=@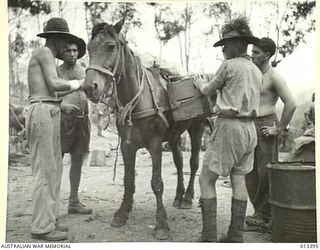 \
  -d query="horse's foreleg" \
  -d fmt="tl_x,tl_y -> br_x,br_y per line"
148,137 -> 170,240
168,137 -> 185,208
180,122 -> 204,209
111,143 -> 136,227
